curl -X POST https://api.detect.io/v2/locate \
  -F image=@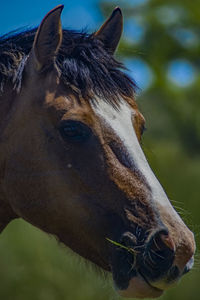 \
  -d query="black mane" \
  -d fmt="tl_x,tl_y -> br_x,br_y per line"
0,28 -> 136,102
